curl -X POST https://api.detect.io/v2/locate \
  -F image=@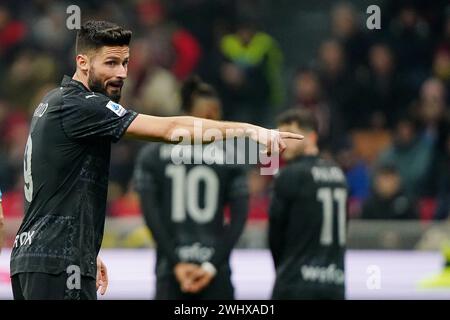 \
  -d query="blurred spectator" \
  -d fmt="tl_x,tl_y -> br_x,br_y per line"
218,19 -> 284,126
0,4 -> 27,68
432,13 -> 450,97
1,173 -> 24,218
377,115 -> 433,198
389,5 -> 432,91
317,39 -> 362,130
434,130 -> 450,220
0,152 -> 13,193
237,166 -> 270,248
414,78 -> 448,144
292,66 -> 343,151
1,190 -> 24,218
414,78 -> 449,197
361,164 -> 417,220
170,0 -> 235,80
432,46 -> 450,97
361,43 -> 410,129
247,167 -> 271,221
108,183 -> 141,218
335,141 -> 370,218
121,38 -> 180,116
0,100 -> 15,192
109,141 -> 142,196
351,128 -> 392,166
1,111 -> 28,186
330,2 -> 368,70
2,110 -> 28,156
136,0 -> 201,81
27,2 -> 72,56
1,50 -> 58,110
